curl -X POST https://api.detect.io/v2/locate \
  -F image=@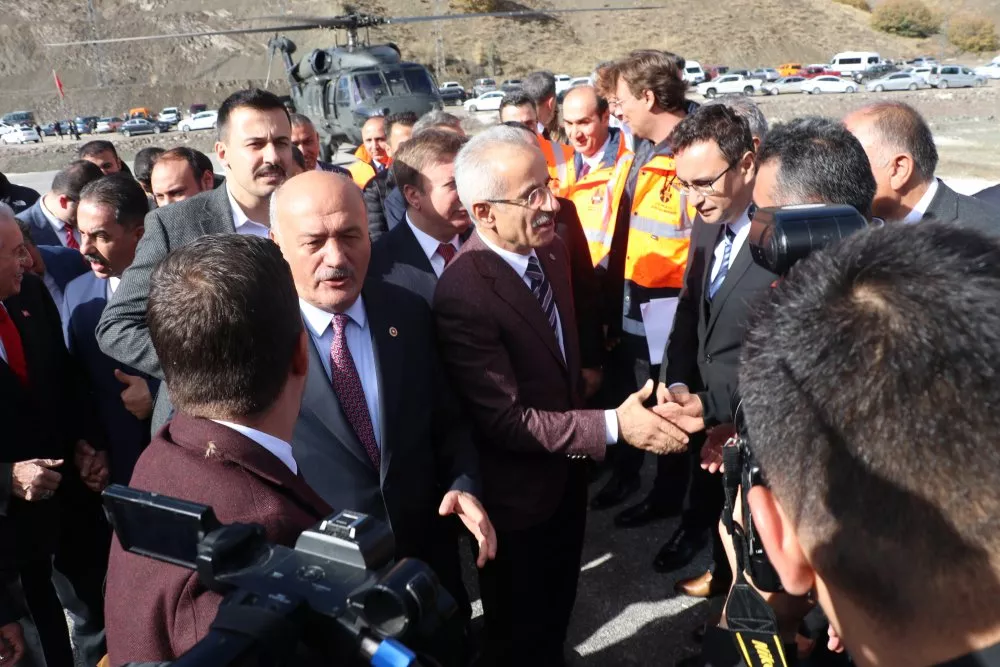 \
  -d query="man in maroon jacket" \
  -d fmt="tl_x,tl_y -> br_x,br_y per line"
104,234 -> 331,663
